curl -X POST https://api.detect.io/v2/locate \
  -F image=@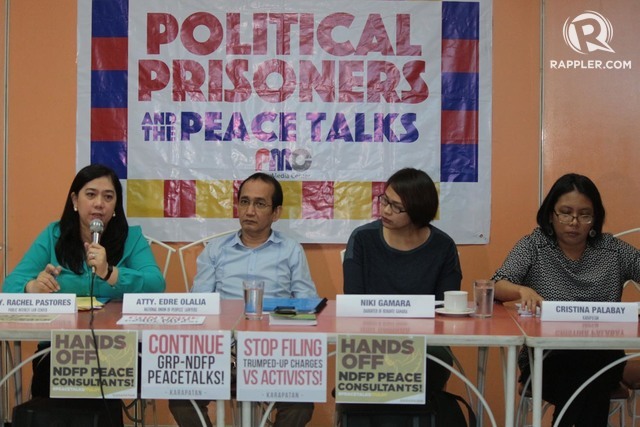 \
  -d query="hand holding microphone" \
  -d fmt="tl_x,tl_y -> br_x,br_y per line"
87,219 -> 105,275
